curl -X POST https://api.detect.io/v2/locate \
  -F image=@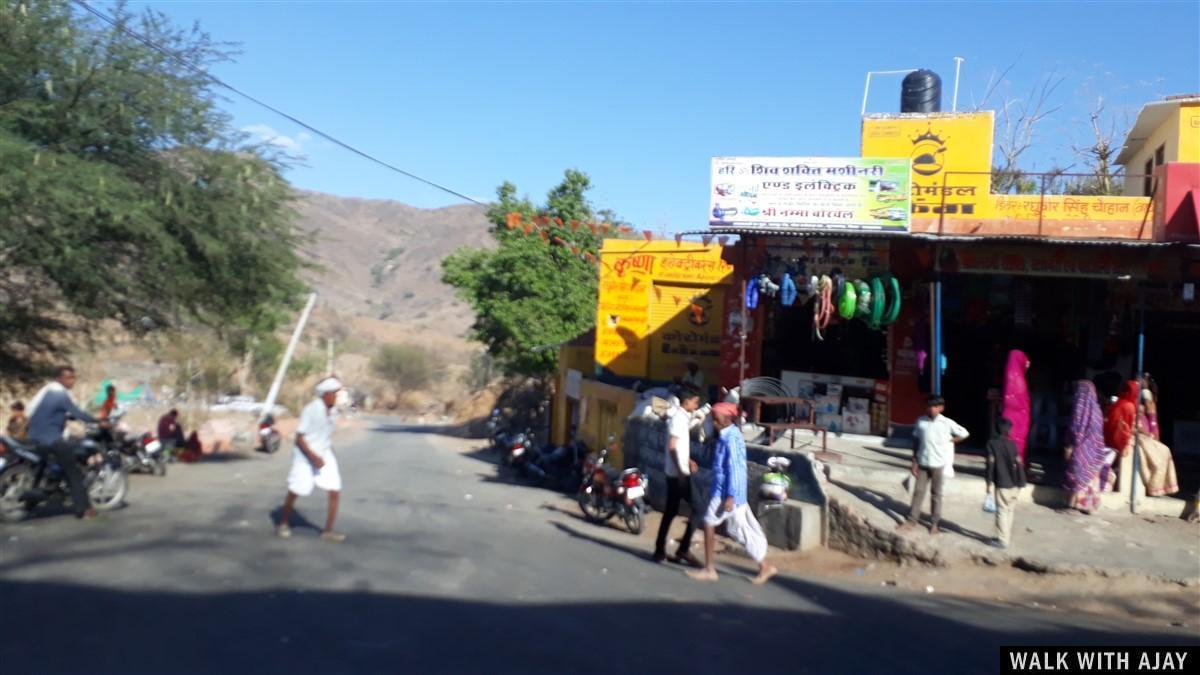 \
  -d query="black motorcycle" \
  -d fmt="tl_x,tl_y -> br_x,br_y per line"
0,434 -> 128,522
524,437 -> 587,492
